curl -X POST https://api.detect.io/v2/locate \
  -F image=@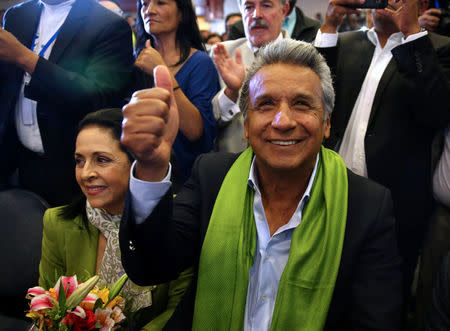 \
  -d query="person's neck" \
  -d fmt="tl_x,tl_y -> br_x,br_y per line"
374,22 -> 399,48
152,32 -> 181,66
255,159 -> 315,235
